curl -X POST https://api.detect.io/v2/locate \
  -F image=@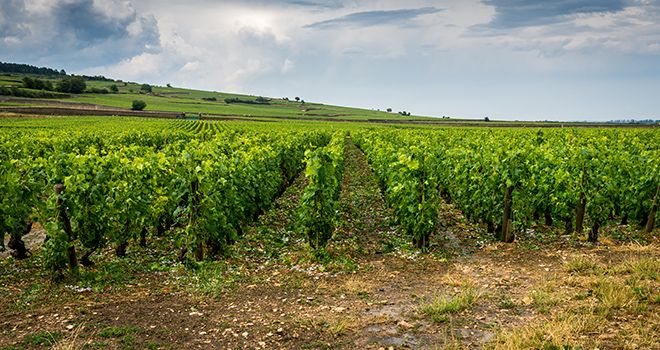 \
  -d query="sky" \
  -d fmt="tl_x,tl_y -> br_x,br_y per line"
1,0 -> 660,121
